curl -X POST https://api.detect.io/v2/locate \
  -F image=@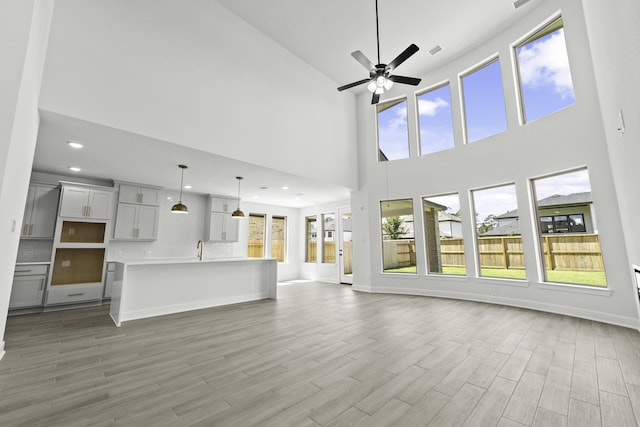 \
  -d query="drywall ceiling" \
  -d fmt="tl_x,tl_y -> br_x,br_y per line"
34,110 -> 351,207
33,0 -> 536,207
